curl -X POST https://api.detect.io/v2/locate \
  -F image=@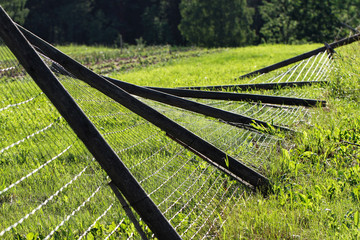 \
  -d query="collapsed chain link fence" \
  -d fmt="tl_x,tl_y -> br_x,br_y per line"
0,27 -> 334,239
